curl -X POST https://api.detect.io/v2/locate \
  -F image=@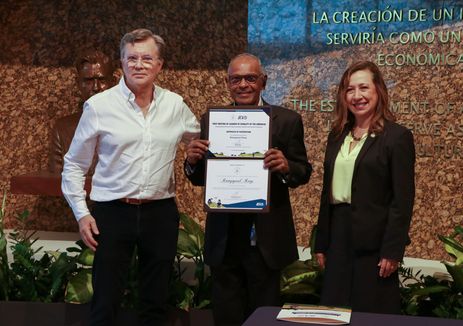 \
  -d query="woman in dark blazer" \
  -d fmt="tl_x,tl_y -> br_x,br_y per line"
314,61 -> 415,314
